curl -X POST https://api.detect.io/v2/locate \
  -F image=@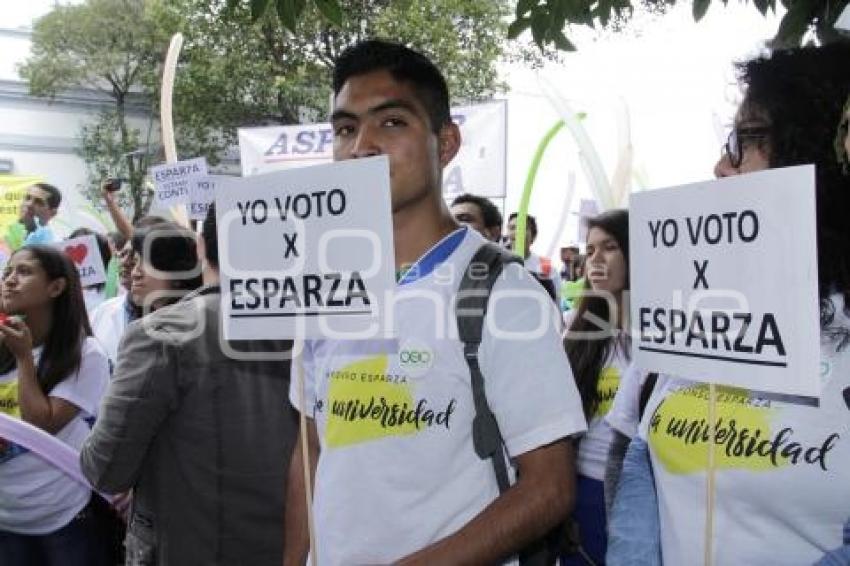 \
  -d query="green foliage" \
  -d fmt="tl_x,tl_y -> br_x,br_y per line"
19,0 -> 166,221
510,0 -> 850,51
22,0 -> 541,219
226,0 -> 344,30
149,0 -> 543,163
77,111 -> 154,223
692,0 -> 711,21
